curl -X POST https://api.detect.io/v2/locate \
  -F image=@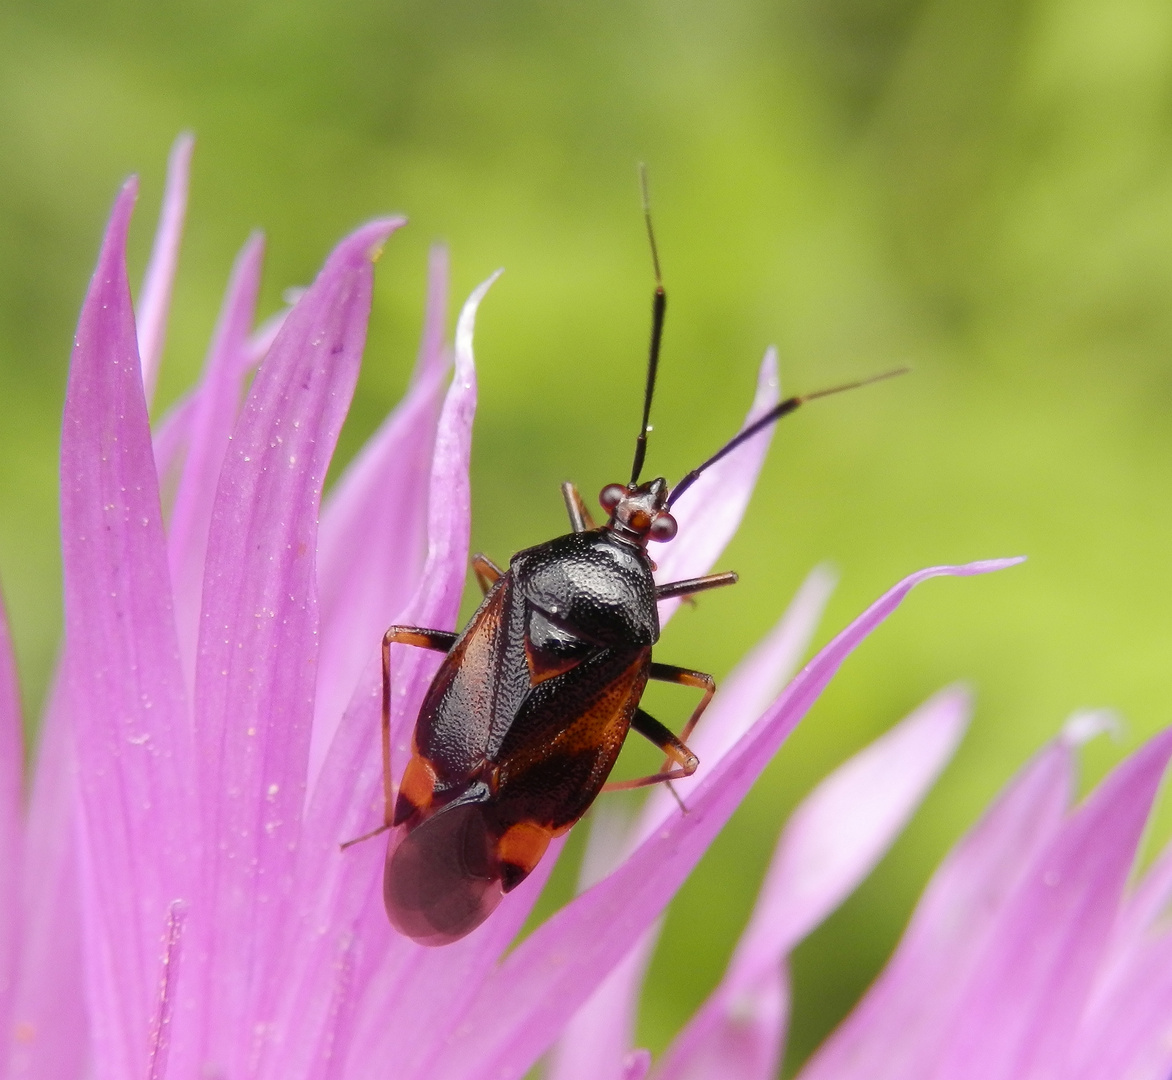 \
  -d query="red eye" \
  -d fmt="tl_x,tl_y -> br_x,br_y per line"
599,484 -> 626,511
648,512 -> 678,542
